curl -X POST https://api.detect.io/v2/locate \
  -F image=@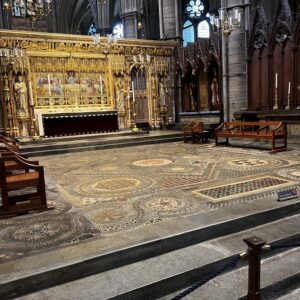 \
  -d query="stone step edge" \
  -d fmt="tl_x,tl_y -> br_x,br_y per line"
17,131 -> 137,145
118,233 -> 300,300
22,137 -> 183,157
161,242 -> 300,300
1,201 -> 300,299
20,133 -> 183,151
